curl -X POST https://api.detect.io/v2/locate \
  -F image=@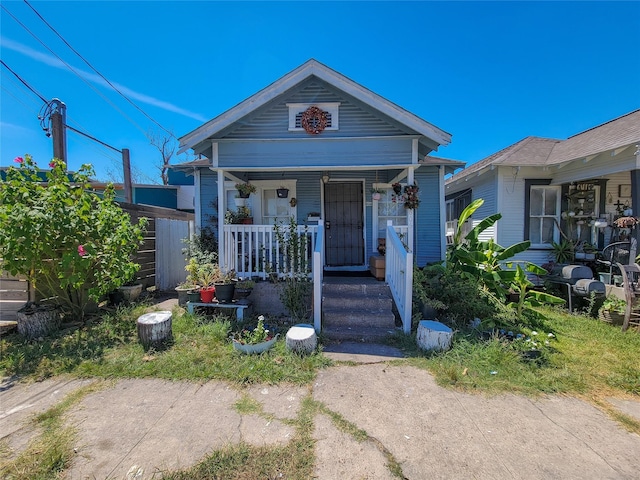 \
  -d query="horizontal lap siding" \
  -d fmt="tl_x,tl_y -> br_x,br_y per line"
223,79 -> 408,140
472,174 -> 498,243
218,137 -> 413,168
200,172 -> 218,228
414,167 -> 442,266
